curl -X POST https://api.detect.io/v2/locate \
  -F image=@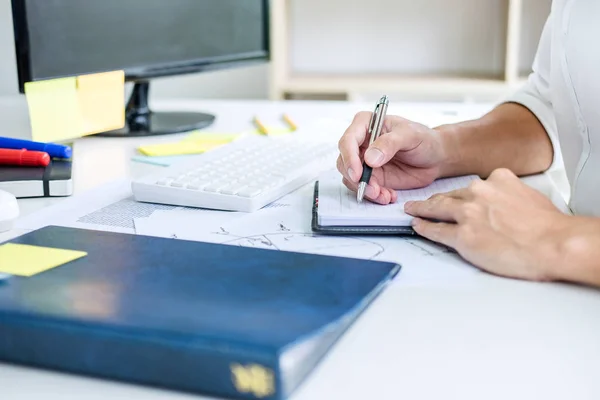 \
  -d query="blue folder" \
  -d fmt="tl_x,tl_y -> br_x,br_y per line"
0,226 -> 400,400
